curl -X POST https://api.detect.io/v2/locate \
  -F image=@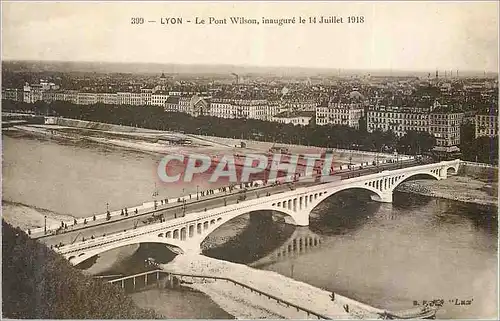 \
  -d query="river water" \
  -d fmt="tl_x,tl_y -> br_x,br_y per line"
2,130 -> 498,319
